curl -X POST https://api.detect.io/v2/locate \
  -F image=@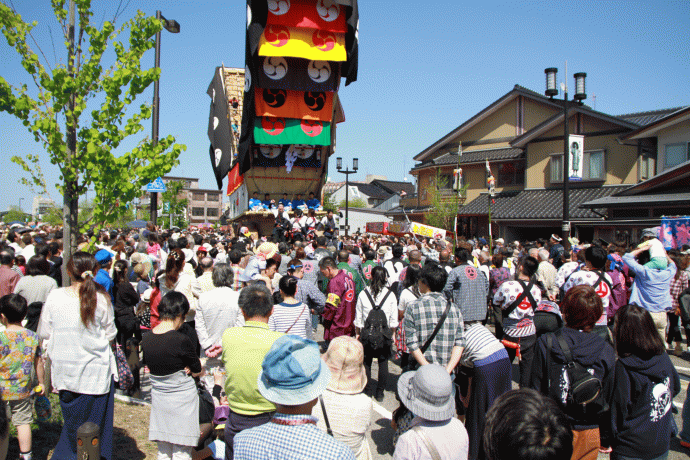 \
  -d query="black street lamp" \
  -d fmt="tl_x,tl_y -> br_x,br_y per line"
150,11 -> 180,223
336,157 -> 358,238
544,67 -> 587,252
